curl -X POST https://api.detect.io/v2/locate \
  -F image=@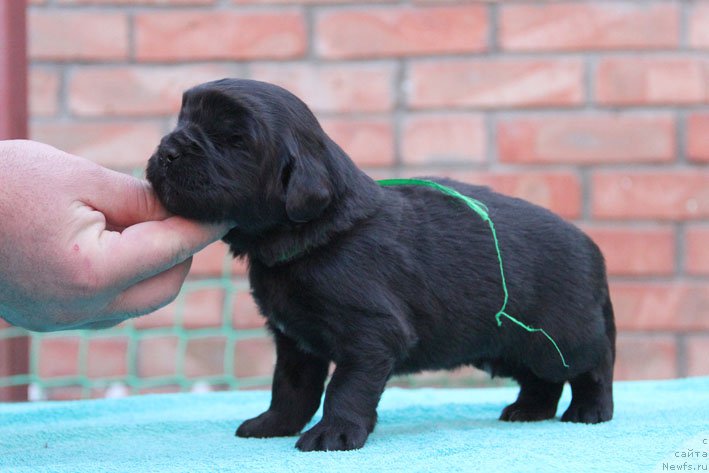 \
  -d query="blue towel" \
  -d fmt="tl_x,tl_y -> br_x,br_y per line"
1,377 -> 707,472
